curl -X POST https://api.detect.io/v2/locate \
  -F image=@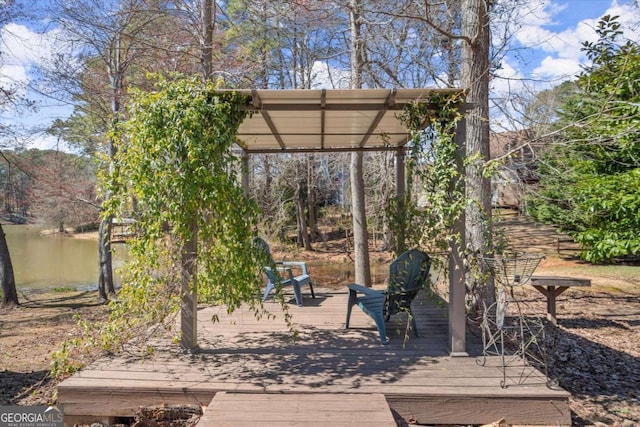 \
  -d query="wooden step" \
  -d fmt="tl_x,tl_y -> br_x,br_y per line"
198,392 -> 397,427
